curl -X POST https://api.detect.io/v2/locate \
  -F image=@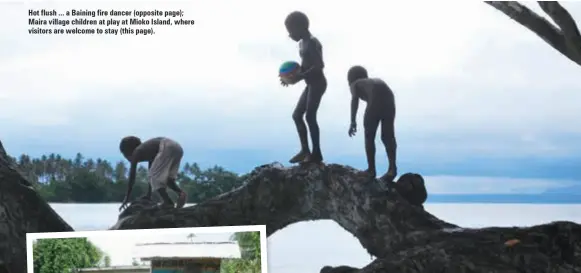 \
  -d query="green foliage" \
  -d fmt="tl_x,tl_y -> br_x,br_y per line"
231,232 -> 261,260
12,153 -> 245,203
221,259 -> 261,273
221,232 -> 261,273
33,238 -> 103,273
